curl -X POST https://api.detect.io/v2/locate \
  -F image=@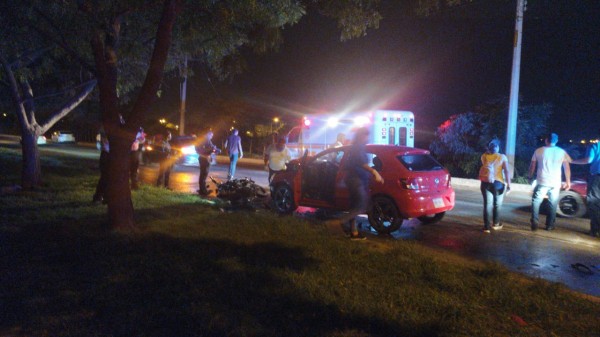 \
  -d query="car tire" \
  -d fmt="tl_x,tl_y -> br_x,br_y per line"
368,196 -> 403,234
272,184 -> 296,214
557,191 -> 586,218
418,212 -> 445,224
